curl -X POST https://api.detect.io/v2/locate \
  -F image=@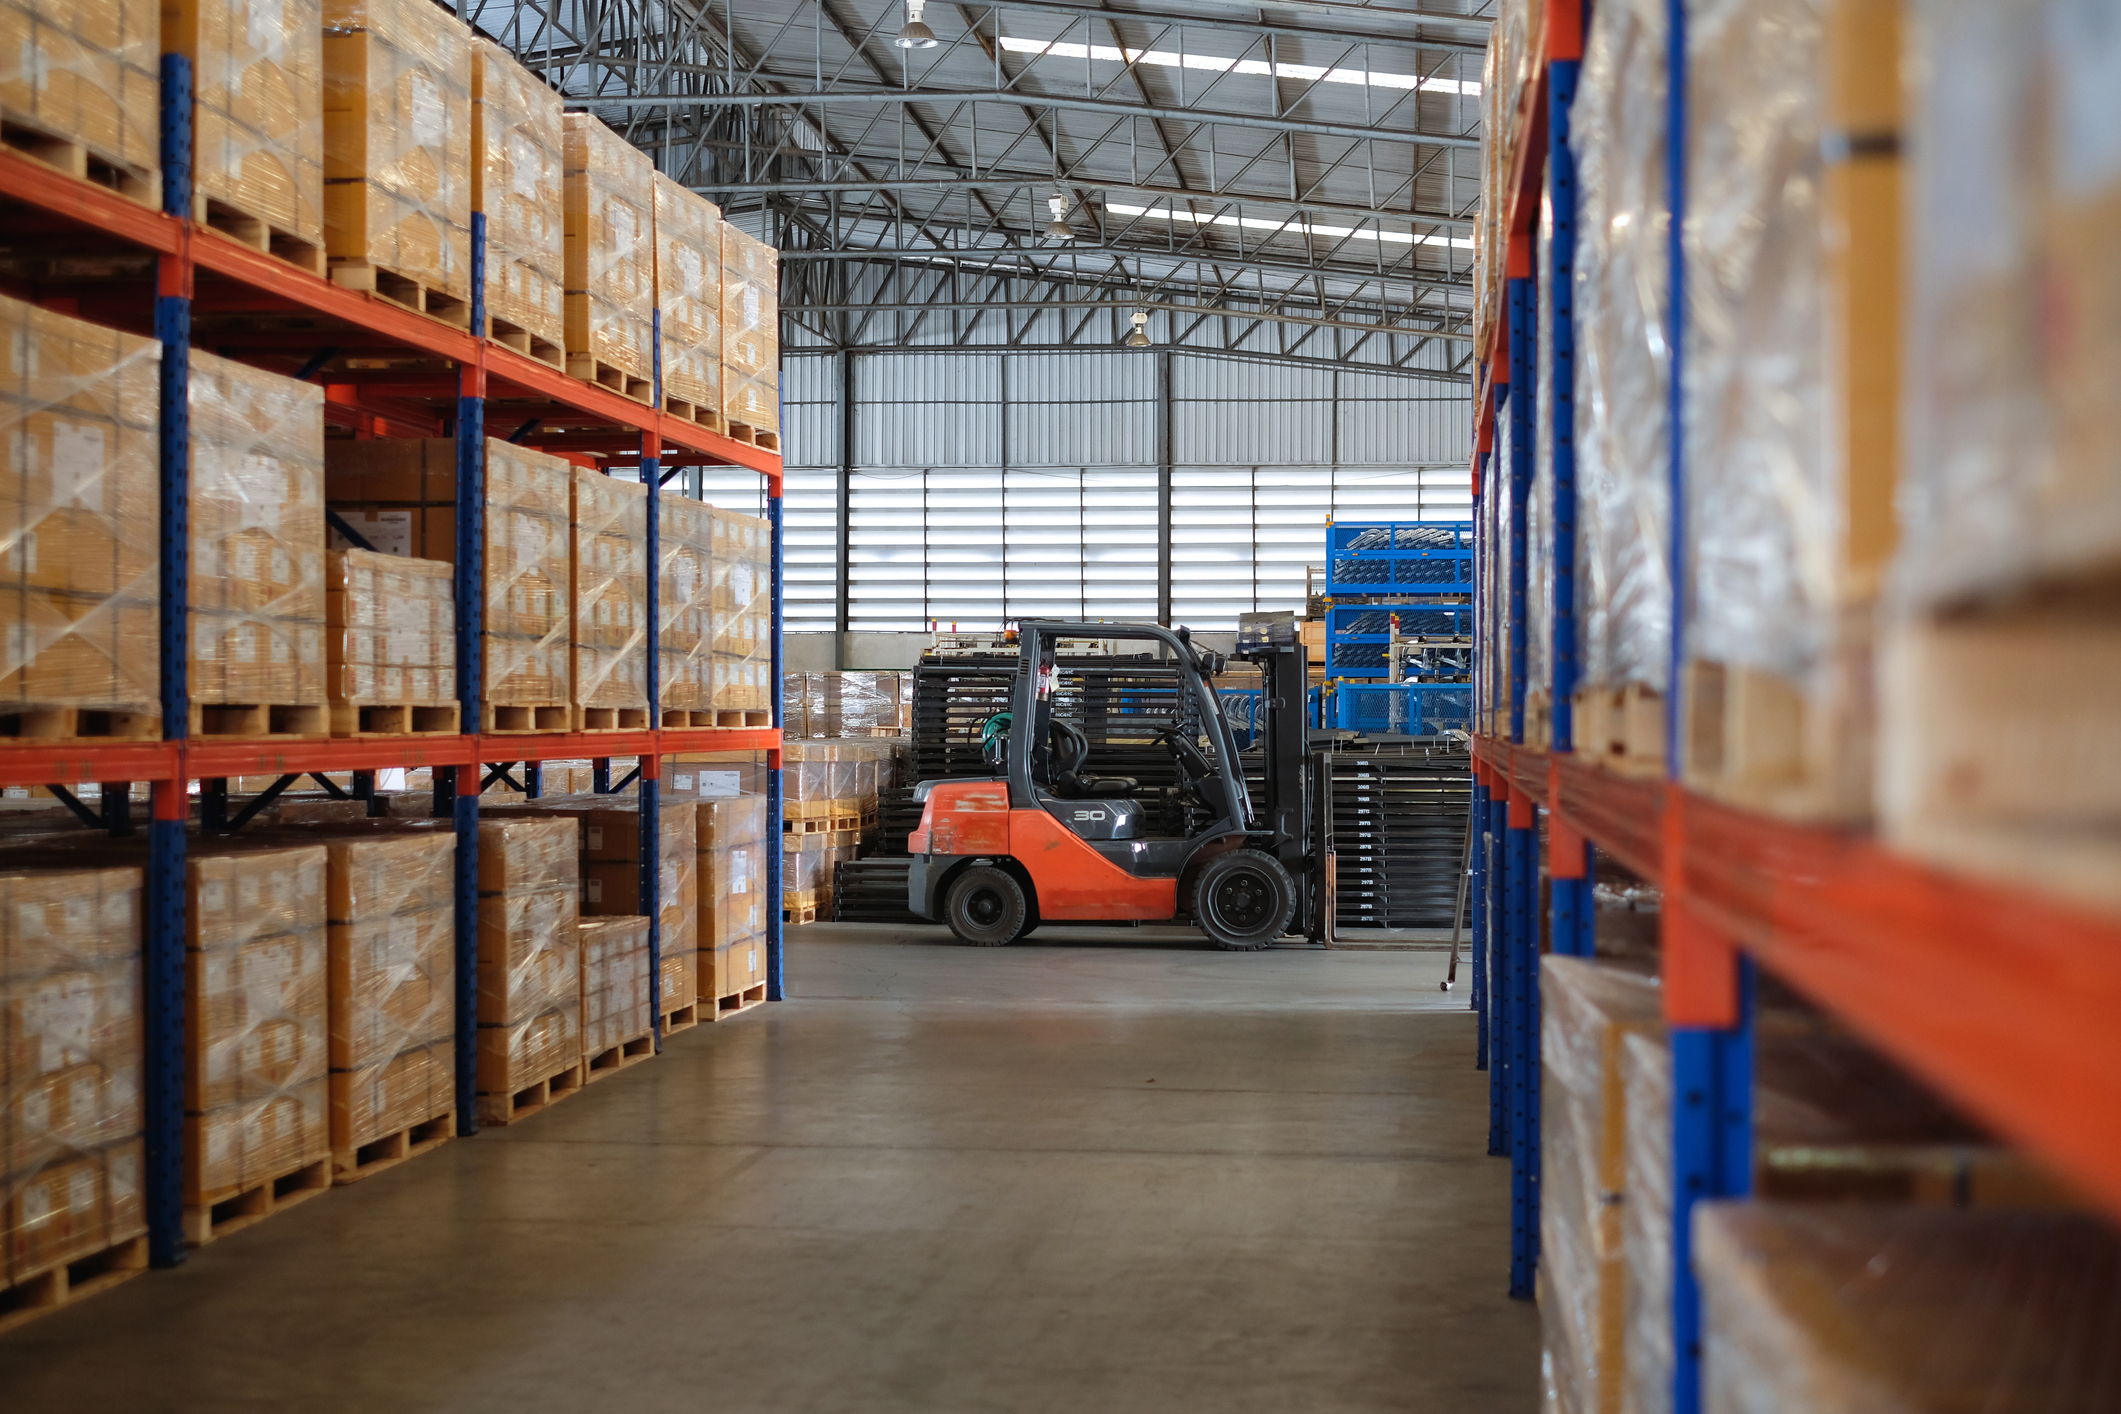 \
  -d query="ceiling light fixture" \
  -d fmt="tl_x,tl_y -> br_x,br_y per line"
1043,190 -> 1074,240
895,0 -> 937,49
1125,306 -> 1152,348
